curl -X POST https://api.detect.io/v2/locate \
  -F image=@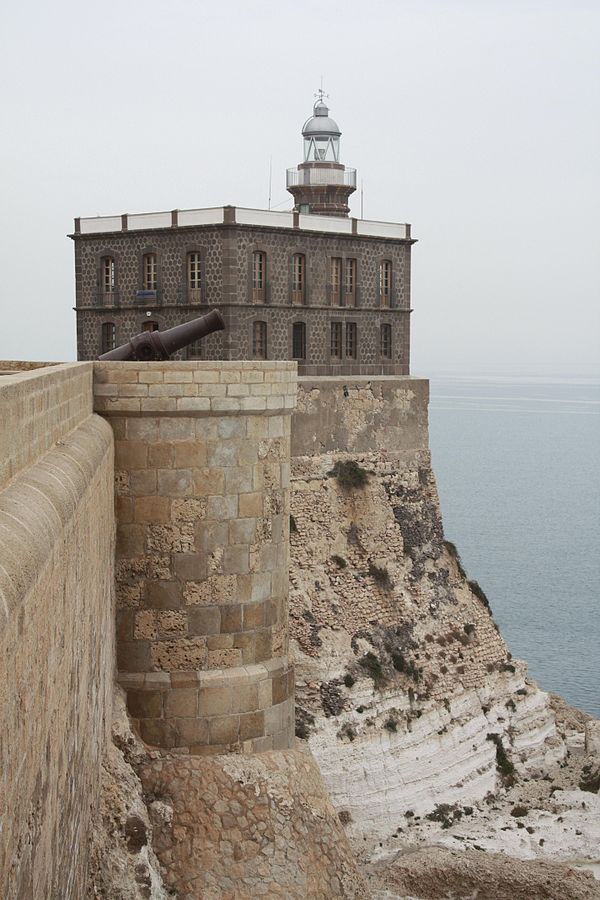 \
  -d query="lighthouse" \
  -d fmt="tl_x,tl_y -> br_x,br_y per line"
286,91 -> 357,217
